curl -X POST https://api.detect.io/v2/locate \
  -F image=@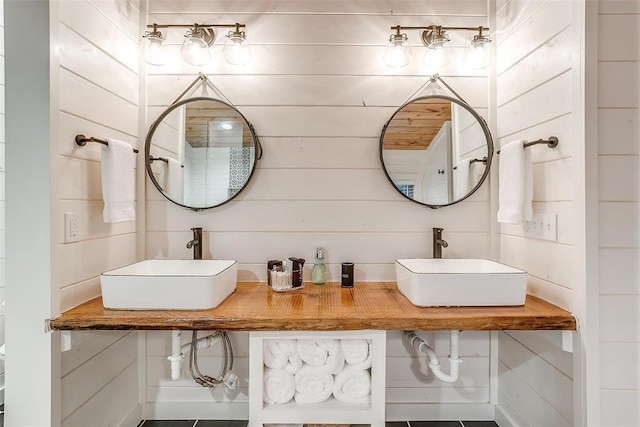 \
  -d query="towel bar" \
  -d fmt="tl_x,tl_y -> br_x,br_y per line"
453,157 -> 487,170
497,136 -> 558,154
75,134 -> 139,154
150,156 -> 184,168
